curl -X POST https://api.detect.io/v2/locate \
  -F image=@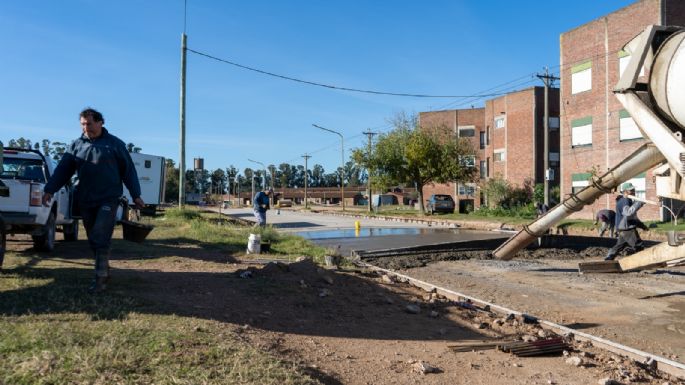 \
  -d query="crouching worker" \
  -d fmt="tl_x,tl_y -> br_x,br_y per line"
42,108 -> 144,293
605,183 -> 644,261
594,209 -> 616,238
